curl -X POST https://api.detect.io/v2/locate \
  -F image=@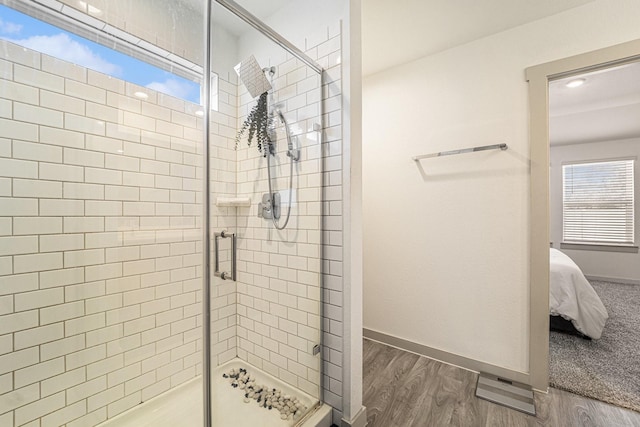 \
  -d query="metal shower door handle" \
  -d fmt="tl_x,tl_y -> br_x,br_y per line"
214,230 -> 236,281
